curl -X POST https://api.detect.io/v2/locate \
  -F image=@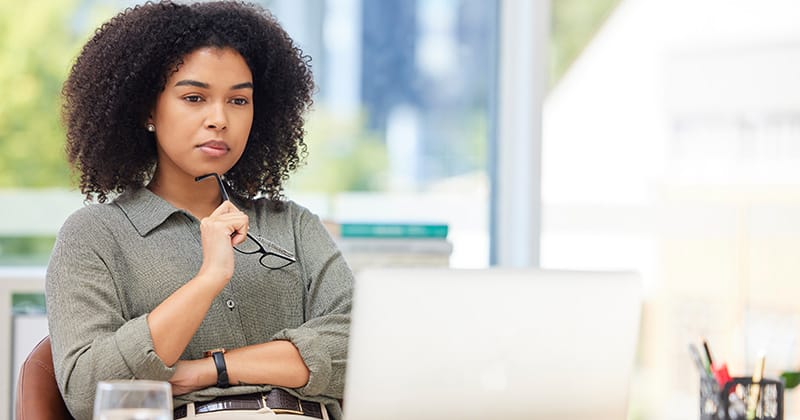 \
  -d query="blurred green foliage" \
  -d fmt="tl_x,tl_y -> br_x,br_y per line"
0,236 -> 55,265
289,111 -> 389,193
0,1 -> 80,187
550,0 -> 623,87
0,1 -> 120,188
